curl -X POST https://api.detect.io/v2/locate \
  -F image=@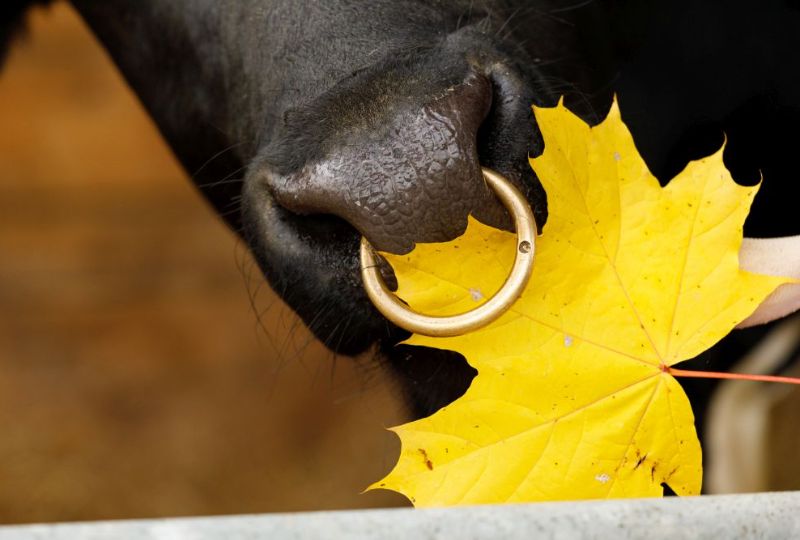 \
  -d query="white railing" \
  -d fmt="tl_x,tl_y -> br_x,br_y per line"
0,491 -> 798,539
